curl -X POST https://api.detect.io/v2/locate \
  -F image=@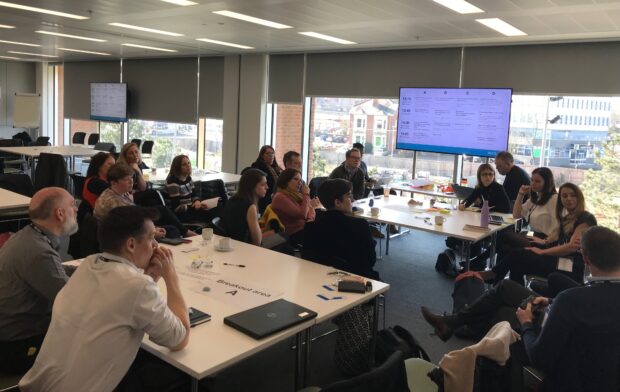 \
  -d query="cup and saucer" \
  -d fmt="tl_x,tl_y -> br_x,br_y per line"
214,237 -> 234,252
